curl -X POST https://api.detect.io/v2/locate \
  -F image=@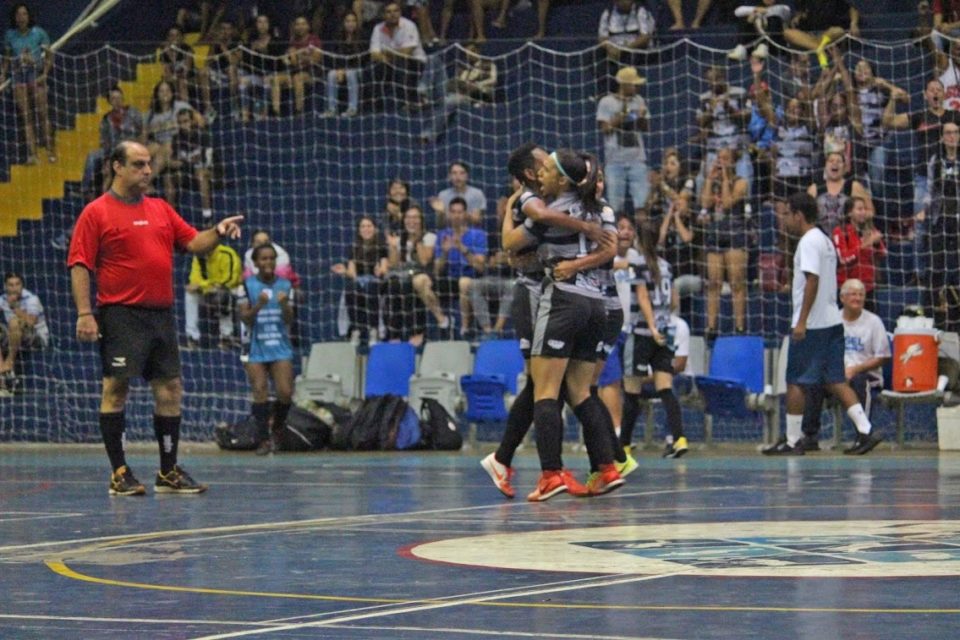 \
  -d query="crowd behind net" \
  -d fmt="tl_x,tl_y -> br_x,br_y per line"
0,32 -> 945,441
